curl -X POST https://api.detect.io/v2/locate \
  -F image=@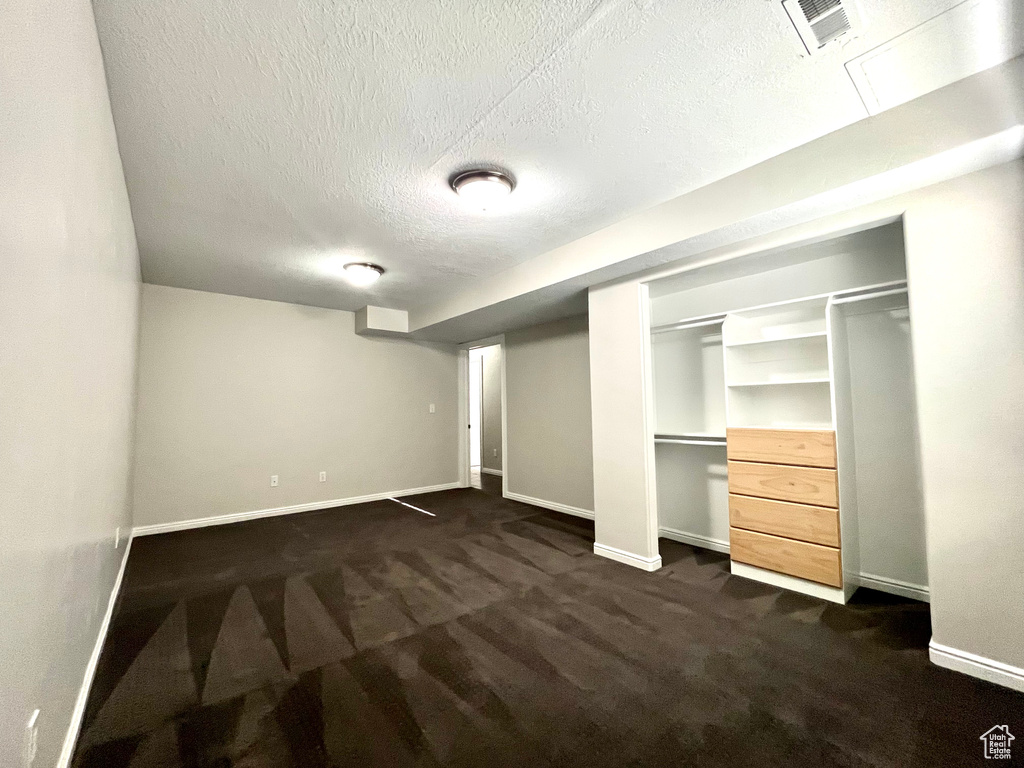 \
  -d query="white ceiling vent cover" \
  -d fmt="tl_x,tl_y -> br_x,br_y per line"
783,0 -> 863,55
